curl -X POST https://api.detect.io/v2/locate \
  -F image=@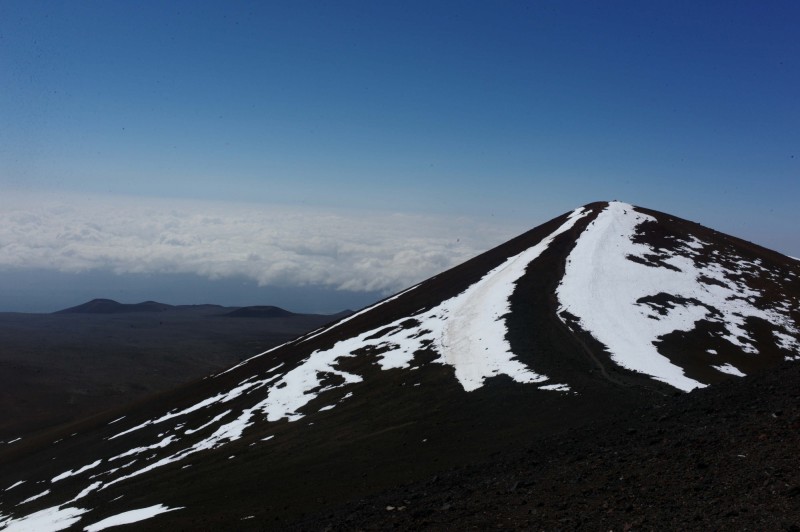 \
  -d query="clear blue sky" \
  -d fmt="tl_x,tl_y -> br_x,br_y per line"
1,1 -> 798,310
